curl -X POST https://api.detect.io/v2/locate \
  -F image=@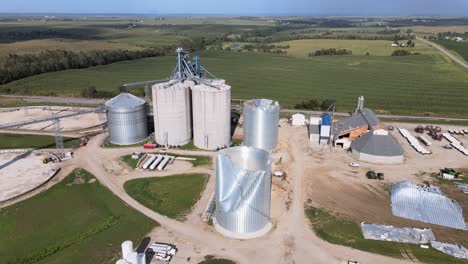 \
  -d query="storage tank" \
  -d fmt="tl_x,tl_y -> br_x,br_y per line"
214,146 -> 272,239
121,240 -> 133,259
153,80 -> 194,147
243,99 -> 280,151
191,82 -> 231,150
320,113 -> 332,139
106,93 -> 148,145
